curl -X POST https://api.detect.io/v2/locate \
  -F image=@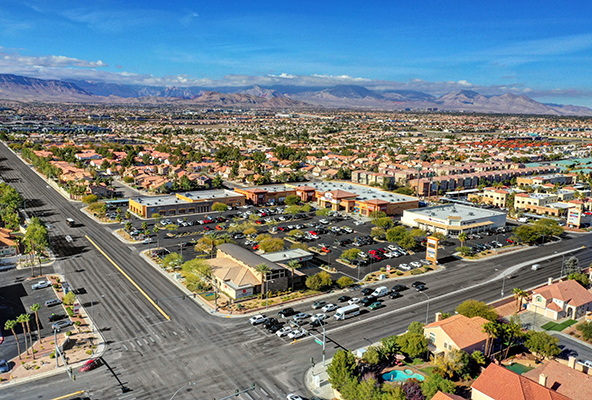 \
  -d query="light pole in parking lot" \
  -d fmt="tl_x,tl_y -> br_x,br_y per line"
420,291 -> 430,325
265,279 -> 274,310
170,382 -> 196,400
